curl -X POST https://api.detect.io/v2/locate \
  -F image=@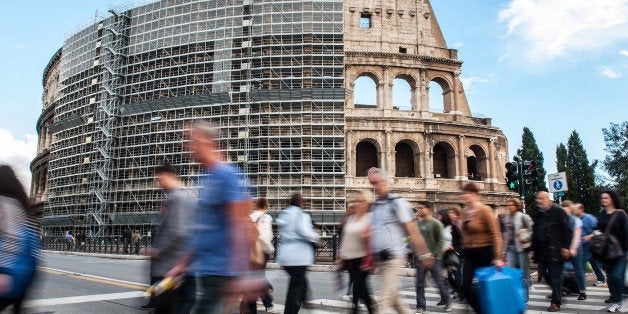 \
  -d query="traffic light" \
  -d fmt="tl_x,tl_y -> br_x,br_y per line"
505,161 -> 519,191
523,160 -> 539,185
